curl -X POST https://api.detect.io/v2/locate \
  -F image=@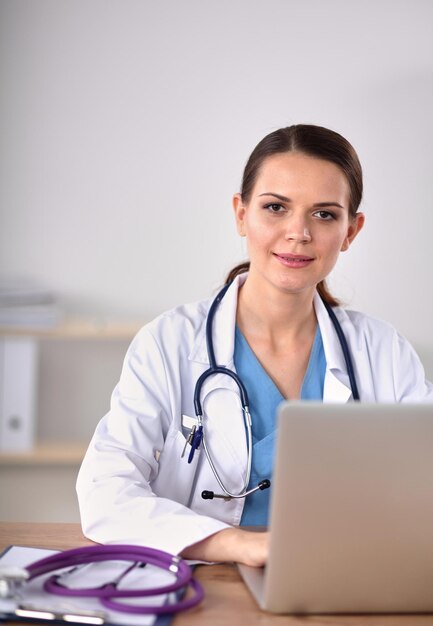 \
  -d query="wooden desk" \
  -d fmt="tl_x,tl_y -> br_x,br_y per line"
2,523 -> 433,626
